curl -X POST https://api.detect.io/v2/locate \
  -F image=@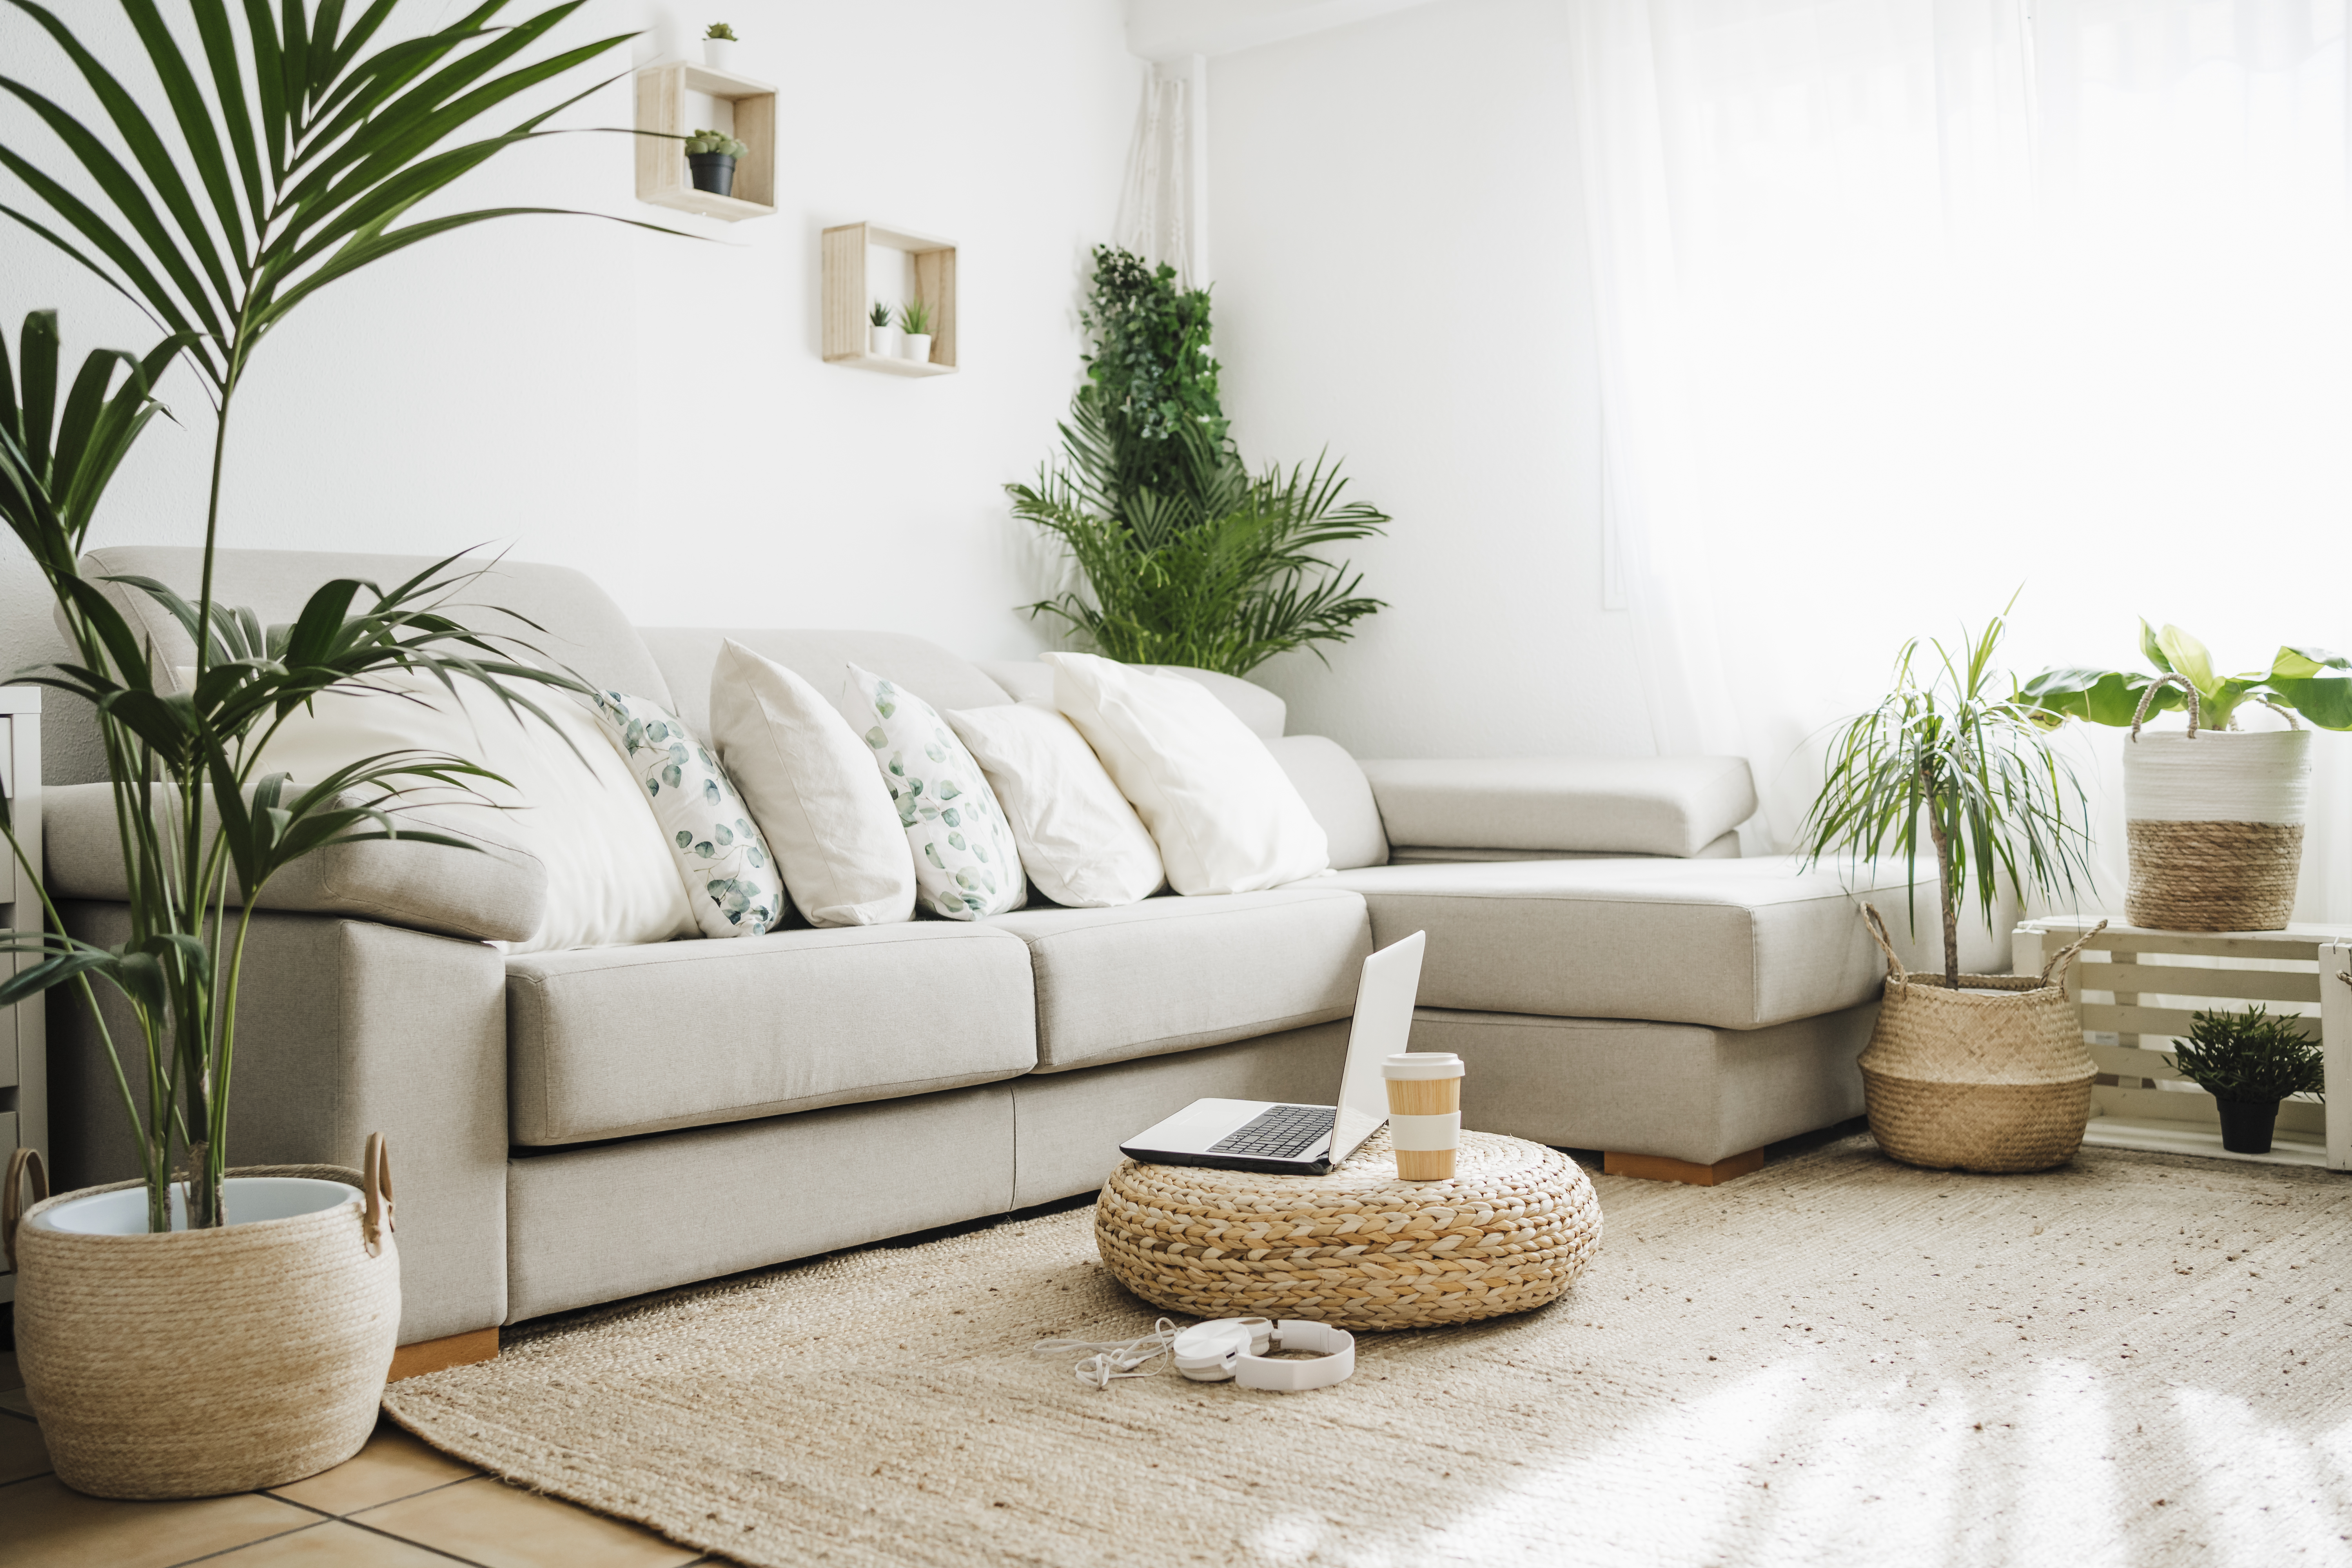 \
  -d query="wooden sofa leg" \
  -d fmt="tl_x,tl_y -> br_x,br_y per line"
388,1327 -> 500,1381
1603,1147 -> 1766,1187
